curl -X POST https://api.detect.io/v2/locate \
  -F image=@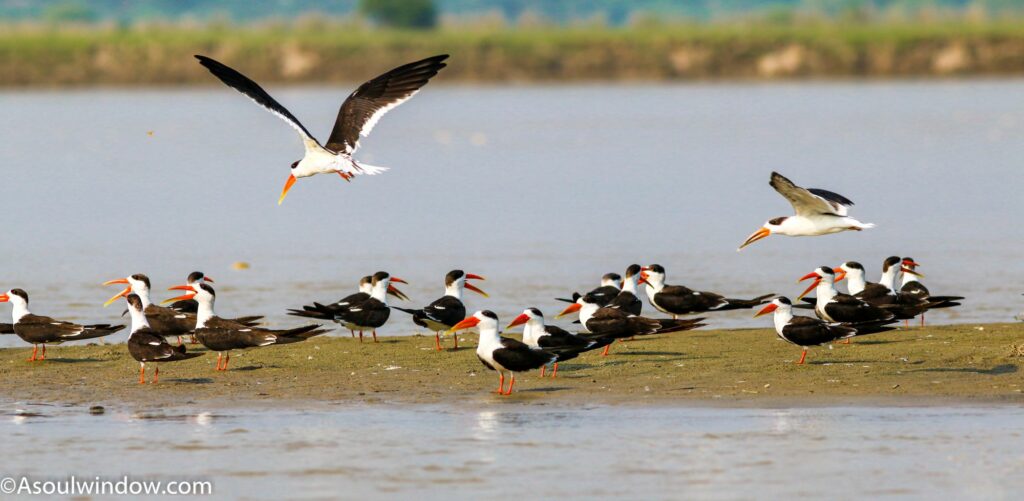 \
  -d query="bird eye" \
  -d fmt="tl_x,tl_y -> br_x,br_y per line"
290,161 -> 299,169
